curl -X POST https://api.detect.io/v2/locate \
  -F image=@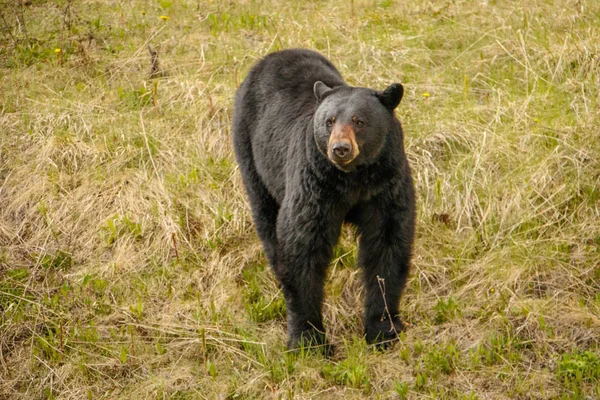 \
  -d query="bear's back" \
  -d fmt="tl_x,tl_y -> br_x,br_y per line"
233,50 -> 348,202
238,50 -> 346,124
253,49 -> 344,96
